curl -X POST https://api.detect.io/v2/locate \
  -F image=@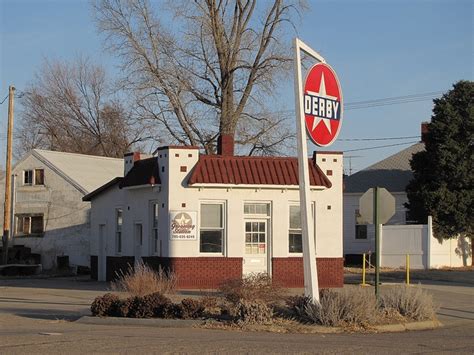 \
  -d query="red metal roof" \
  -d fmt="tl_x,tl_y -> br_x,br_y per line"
188,155 -> 331,188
